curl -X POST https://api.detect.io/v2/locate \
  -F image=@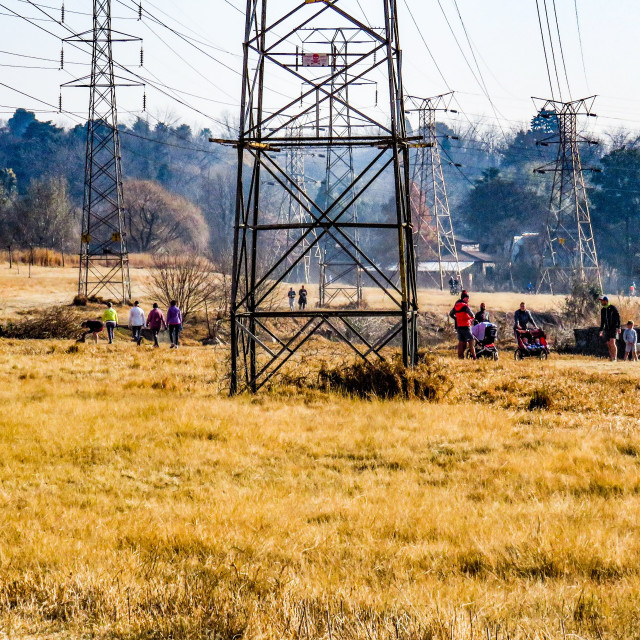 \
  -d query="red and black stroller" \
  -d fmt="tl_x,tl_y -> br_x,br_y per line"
514,328 -> 550,360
